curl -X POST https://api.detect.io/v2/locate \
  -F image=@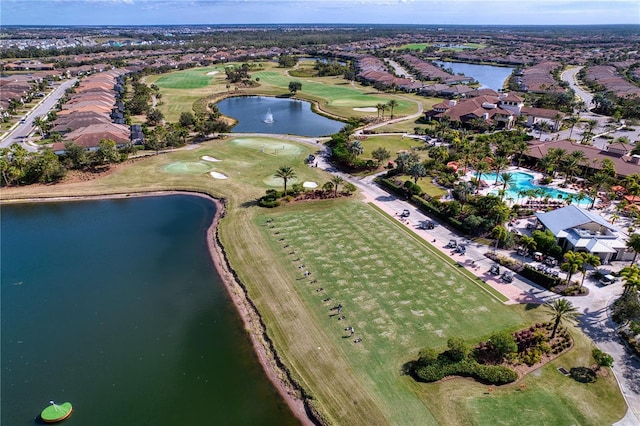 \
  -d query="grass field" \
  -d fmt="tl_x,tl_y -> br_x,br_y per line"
2,91 -> 628,424
400,43 -> 432,51
396,175 -> 448,199
359,134 -> 430,160
248,199 -> 523,424
145,62 -> 421,123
